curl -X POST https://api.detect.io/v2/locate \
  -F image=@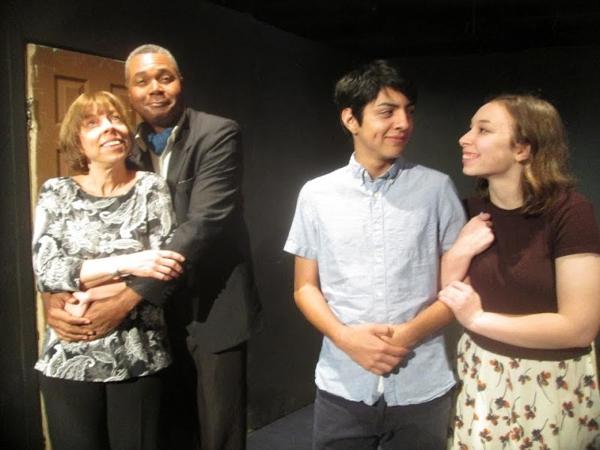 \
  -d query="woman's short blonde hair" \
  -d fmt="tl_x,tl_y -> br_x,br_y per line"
59,91 -> 132,172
